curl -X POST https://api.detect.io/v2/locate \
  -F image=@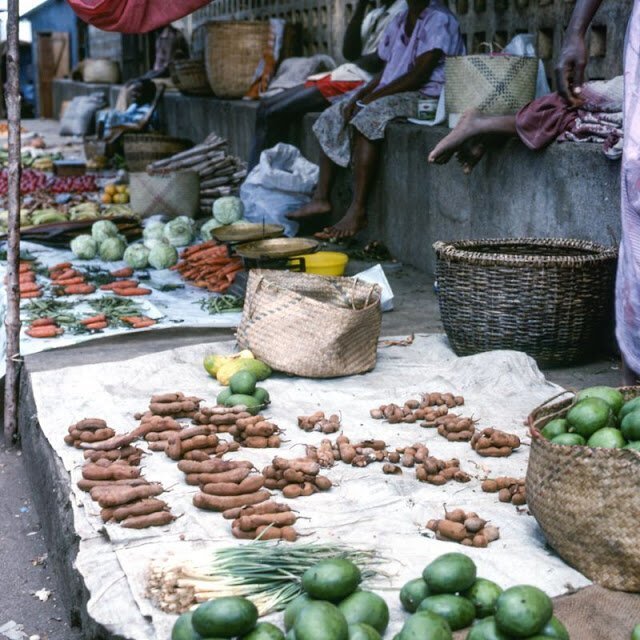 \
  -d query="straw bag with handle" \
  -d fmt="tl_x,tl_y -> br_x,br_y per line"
527,389 -> 640,592
237,270 -> 382,378
129,170 -> 200,218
